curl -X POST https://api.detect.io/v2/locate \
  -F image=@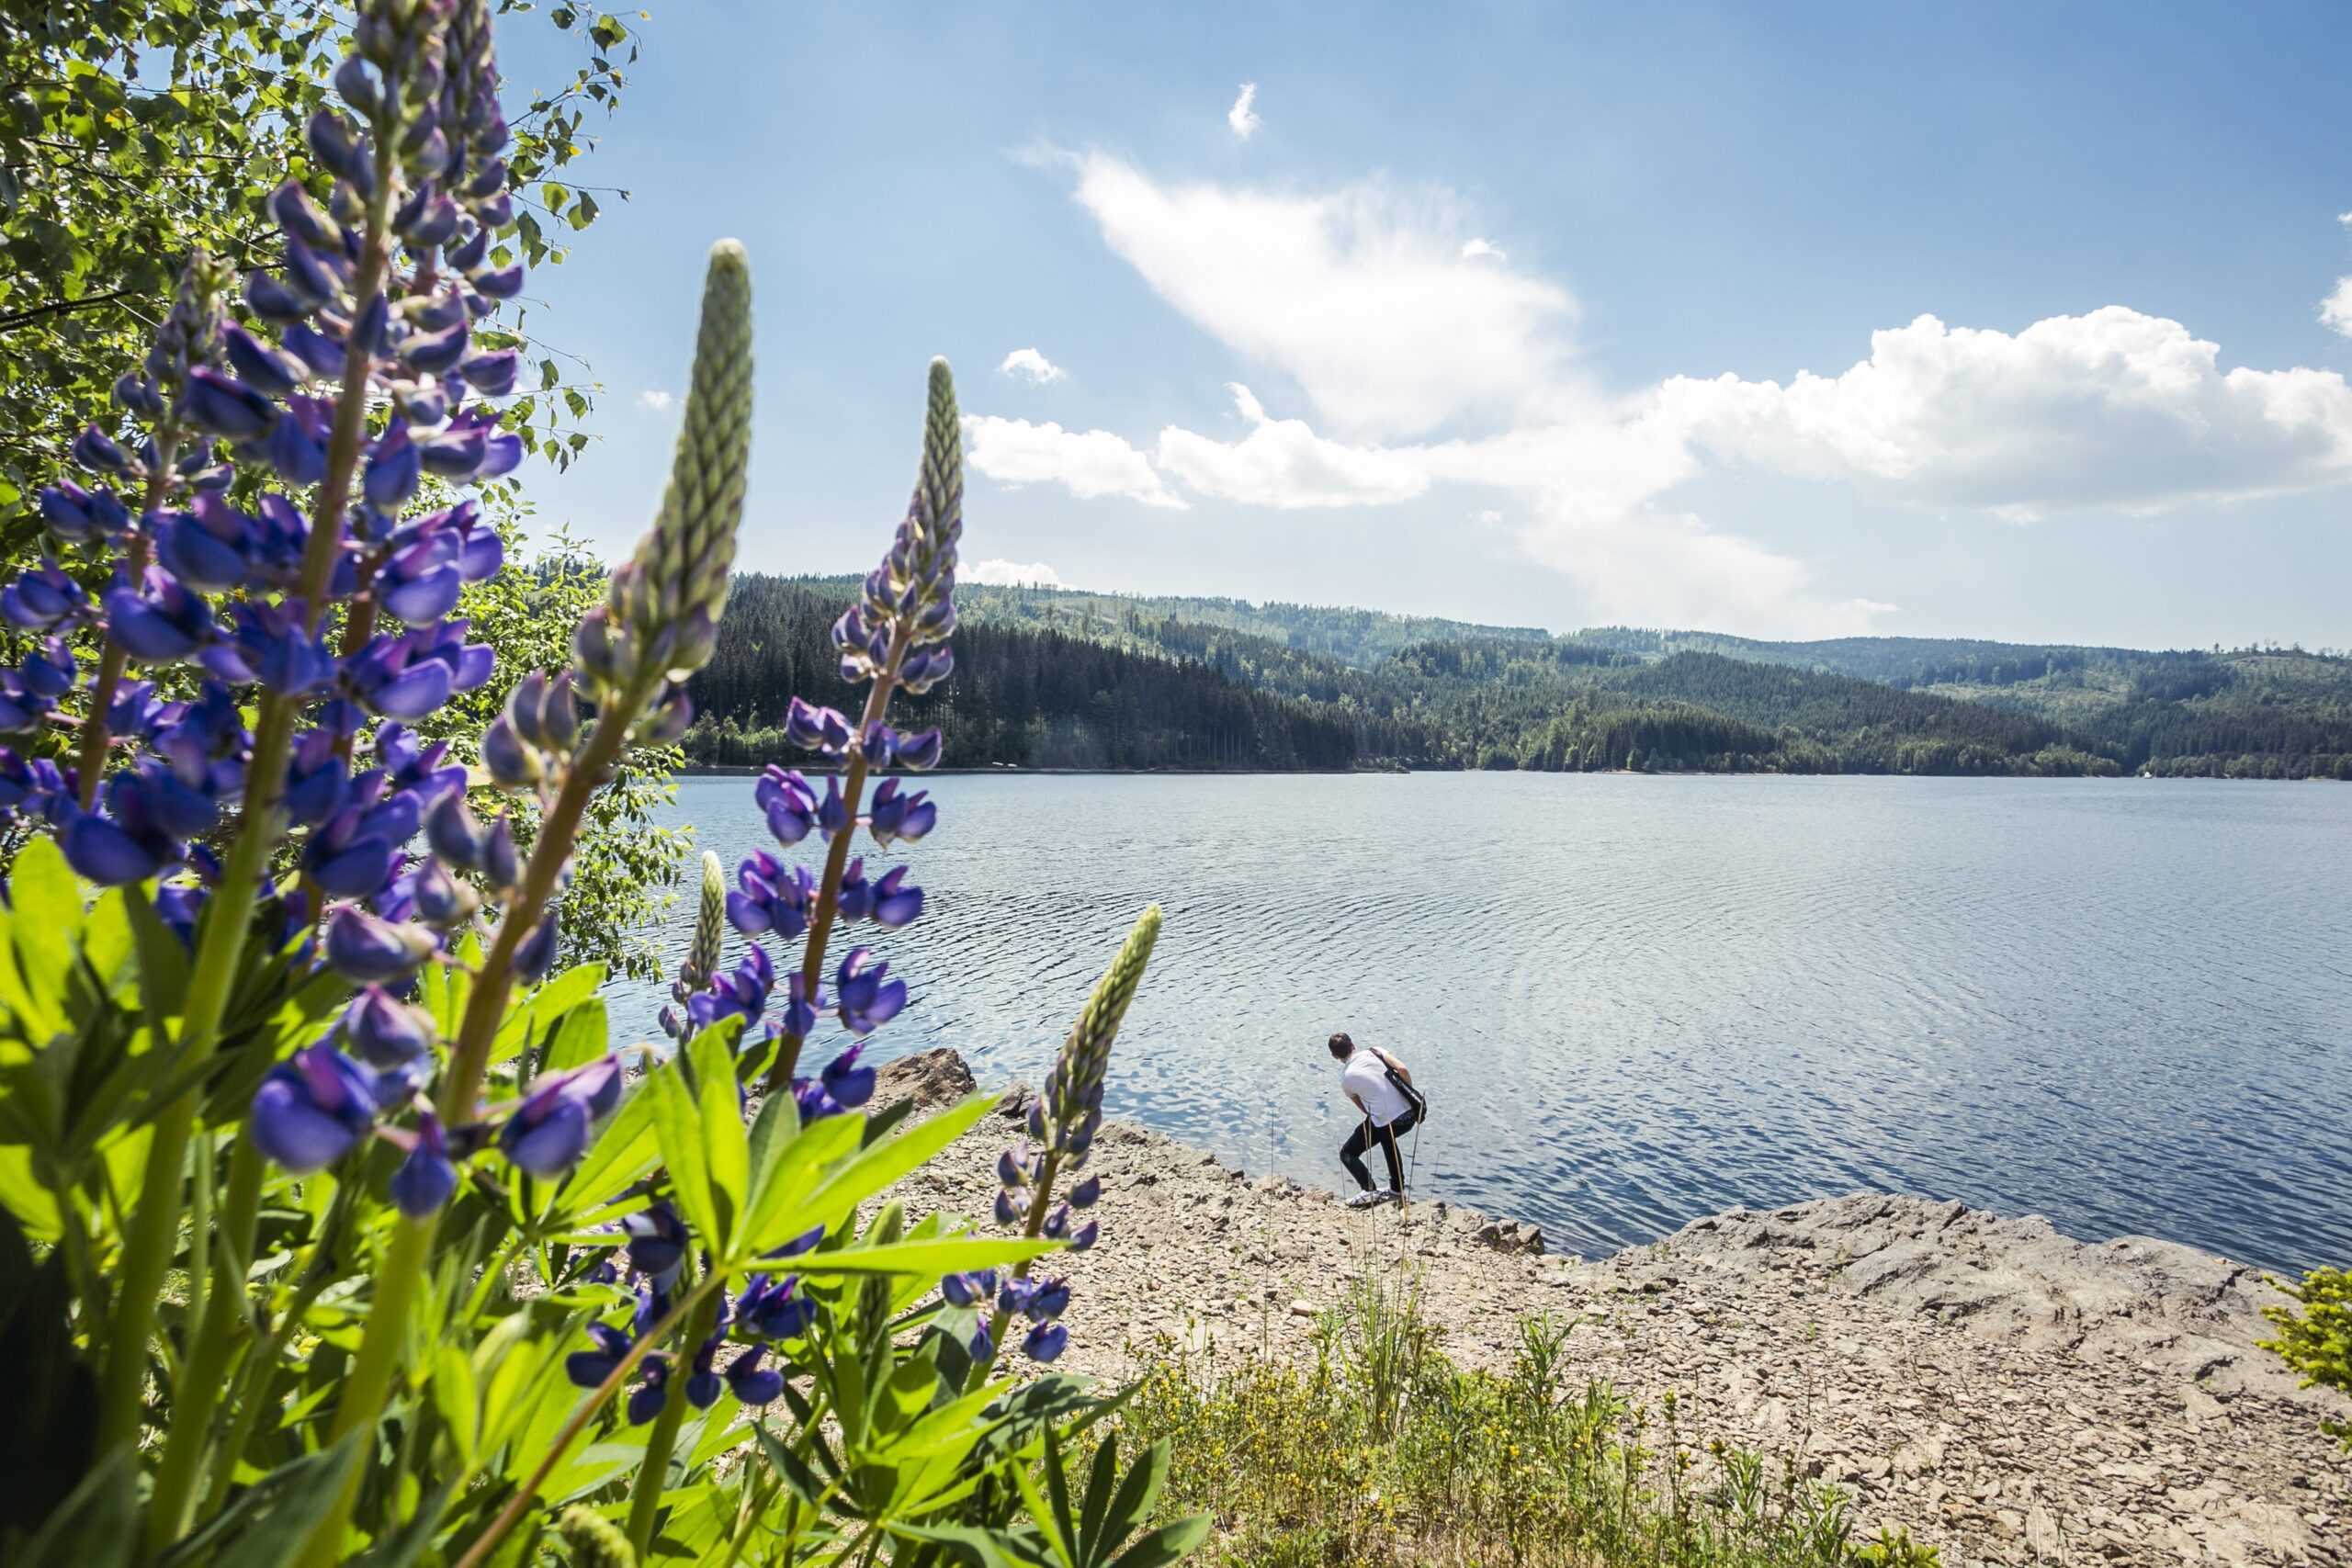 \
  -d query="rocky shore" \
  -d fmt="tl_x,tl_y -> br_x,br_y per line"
874,1050 -> 2350,1567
